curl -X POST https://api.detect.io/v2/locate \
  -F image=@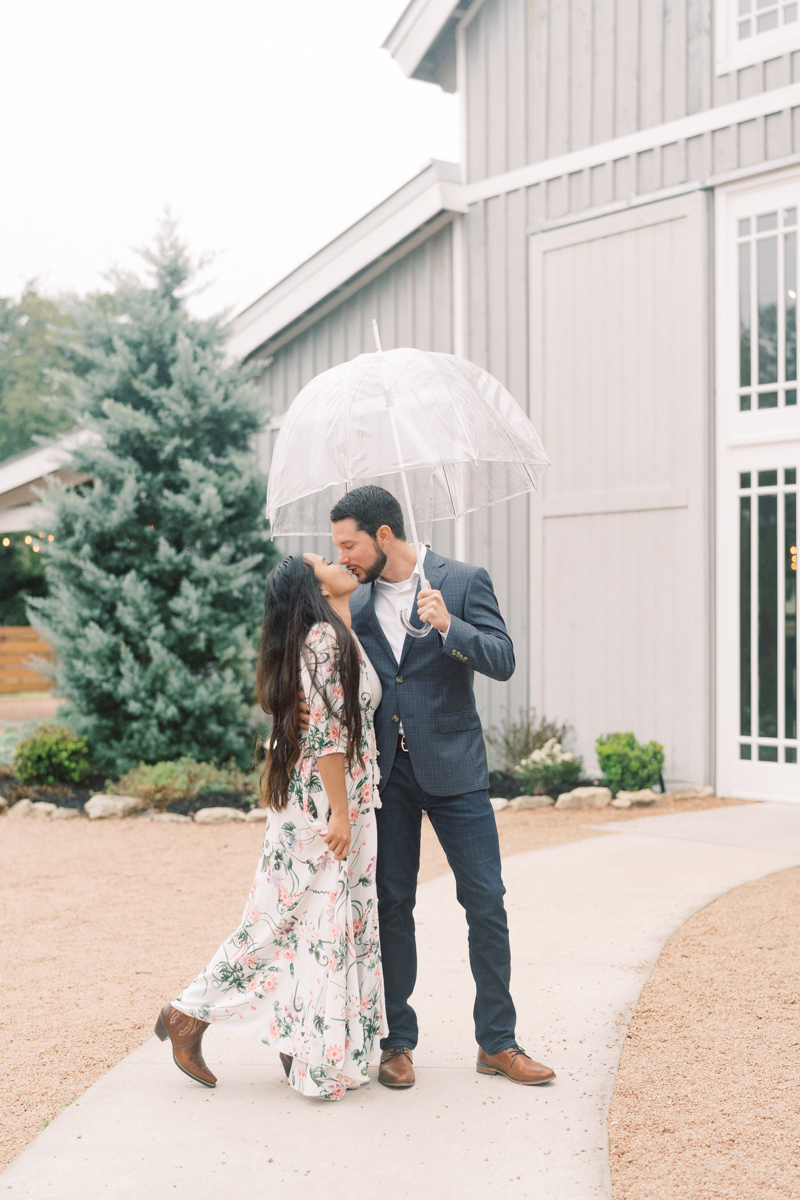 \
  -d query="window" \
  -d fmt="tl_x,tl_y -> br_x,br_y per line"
737,208 -> 798,413
716,0 -> 800,73
737,0 -> 797,41
738,467 -> 798,765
